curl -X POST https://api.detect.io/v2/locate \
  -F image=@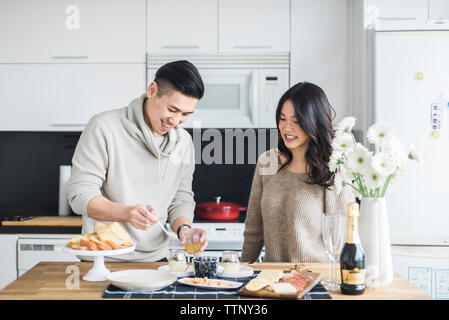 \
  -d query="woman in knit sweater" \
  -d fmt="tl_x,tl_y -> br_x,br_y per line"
241,82 -> 354,263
